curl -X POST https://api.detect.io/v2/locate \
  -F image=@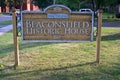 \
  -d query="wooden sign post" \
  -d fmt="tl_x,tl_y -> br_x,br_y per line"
96,9 -> 103,63
12,8 -> 19,66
